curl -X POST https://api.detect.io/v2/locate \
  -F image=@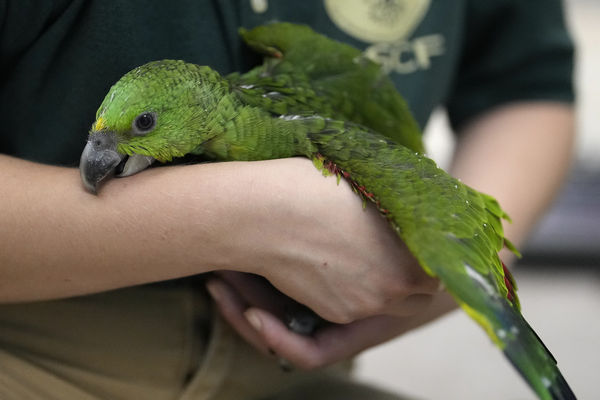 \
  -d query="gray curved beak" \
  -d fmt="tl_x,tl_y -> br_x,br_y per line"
79,131 -> 125,194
